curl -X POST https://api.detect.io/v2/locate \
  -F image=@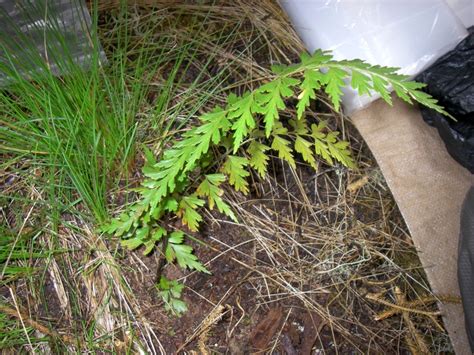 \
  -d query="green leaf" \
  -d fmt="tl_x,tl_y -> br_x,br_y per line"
296,70 -> 324,119
350,70 -> 372,96
196,174 -> 237,222
143,226 -> 167,255
324,67 -> 347,112
156,276 -> 188,316
294,136 -> 317,169
221,155 -> 250,194
271,135 -> 296,169
143,145 -> 157,166
256,77 -> 299,137
325,131 -> 355,168
165,231 -> 210,274
102,211 -> 135,237
121,236 -> 144,250
301,49 -> 333,66
177,195 -> 205,231
289,118 -> 309,135
170,298 -> 188,315
168,230 -> 185,244
229,92 -> 257,153
372,75 -> 392,105
121,225 -> 149,250
311,122 -> 333,165
247,141 -> 270,178
141,107 -> 230,207
164,197 -> 179,212
171,243 -> 210,273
